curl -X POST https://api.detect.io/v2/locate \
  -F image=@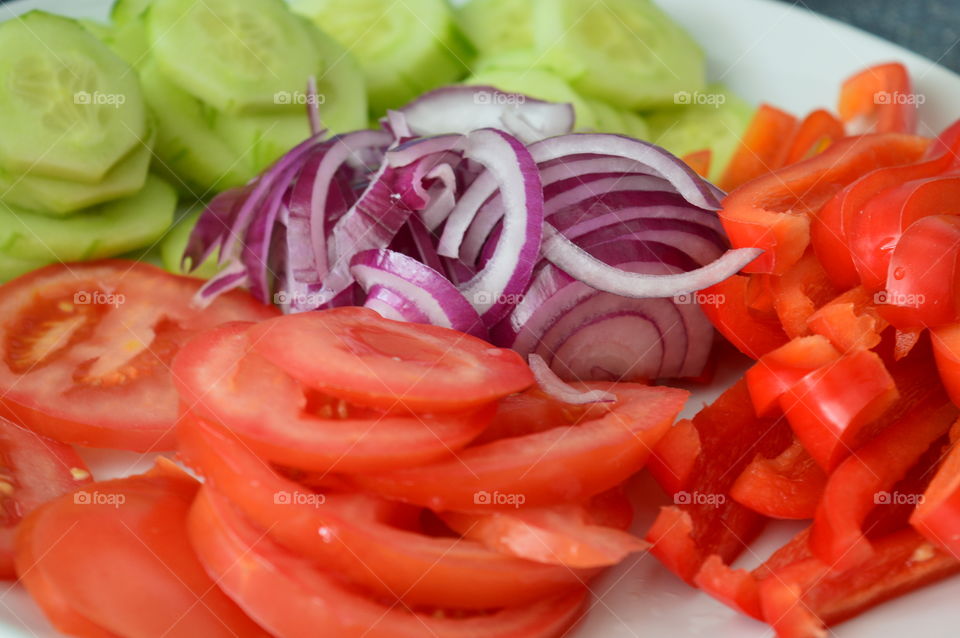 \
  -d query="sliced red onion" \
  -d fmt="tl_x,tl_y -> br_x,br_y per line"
364,284 -> 431,324
528,354 -> 616,404
395,86 -> 575,143
350,249 -> 486,338
306,76 -> 322,136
